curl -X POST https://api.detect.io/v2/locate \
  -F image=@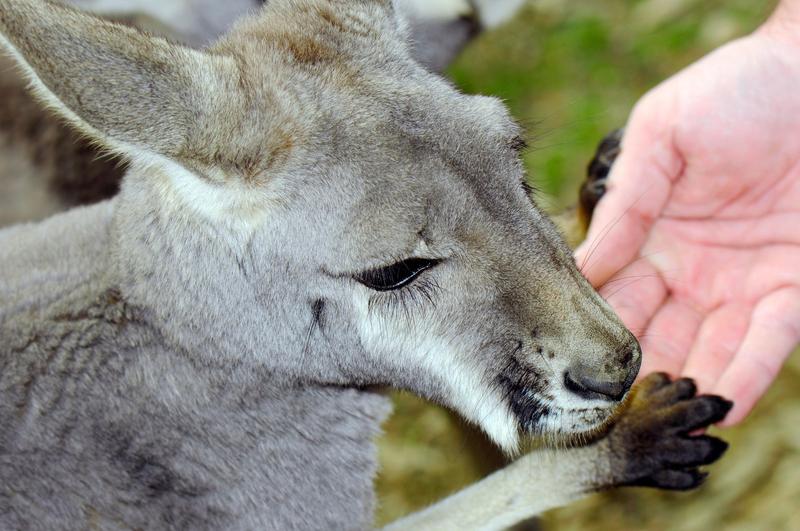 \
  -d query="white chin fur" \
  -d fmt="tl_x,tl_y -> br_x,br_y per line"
542,406 -> 616,437
352,289 -> 521,454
